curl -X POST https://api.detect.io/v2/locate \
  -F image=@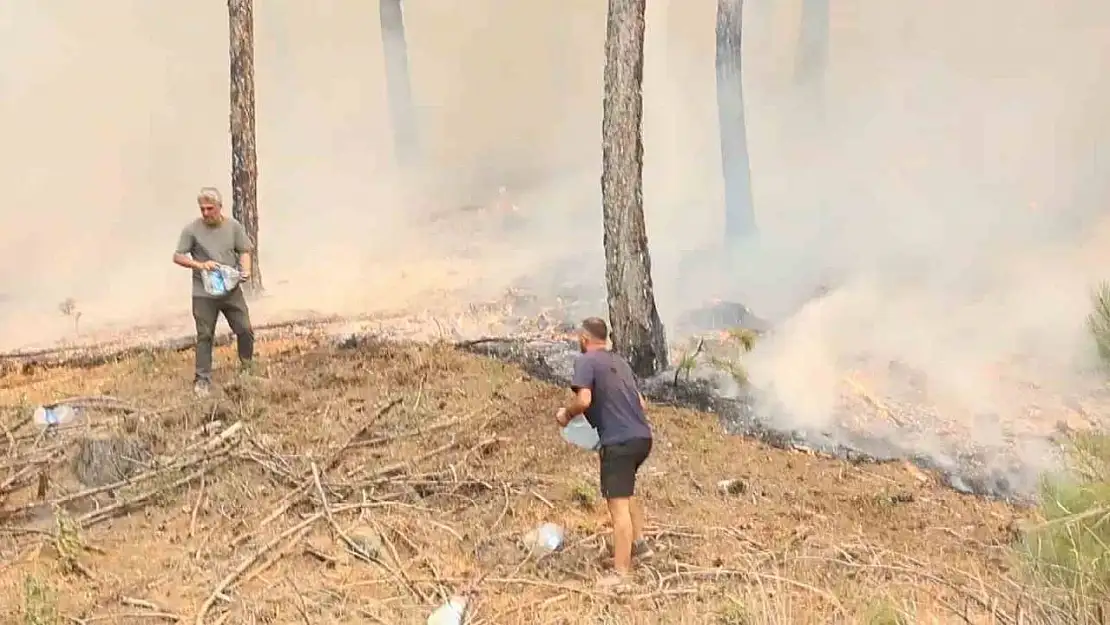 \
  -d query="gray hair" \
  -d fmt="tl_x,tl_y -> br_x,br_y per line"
197,187 -> 223,206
